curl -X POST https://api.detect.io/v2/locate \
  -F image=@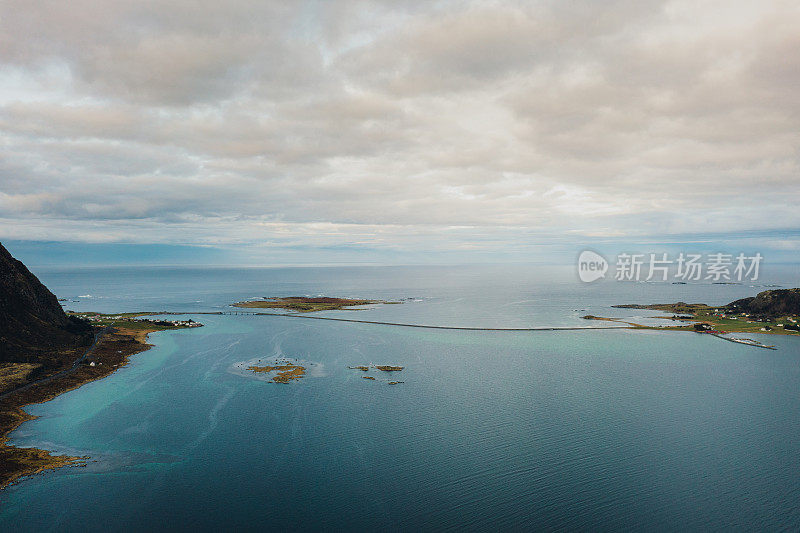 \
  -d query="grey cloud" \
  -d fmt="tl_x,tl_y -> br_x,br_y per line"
0,1 -> 324,105
0,0 -> 798,256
